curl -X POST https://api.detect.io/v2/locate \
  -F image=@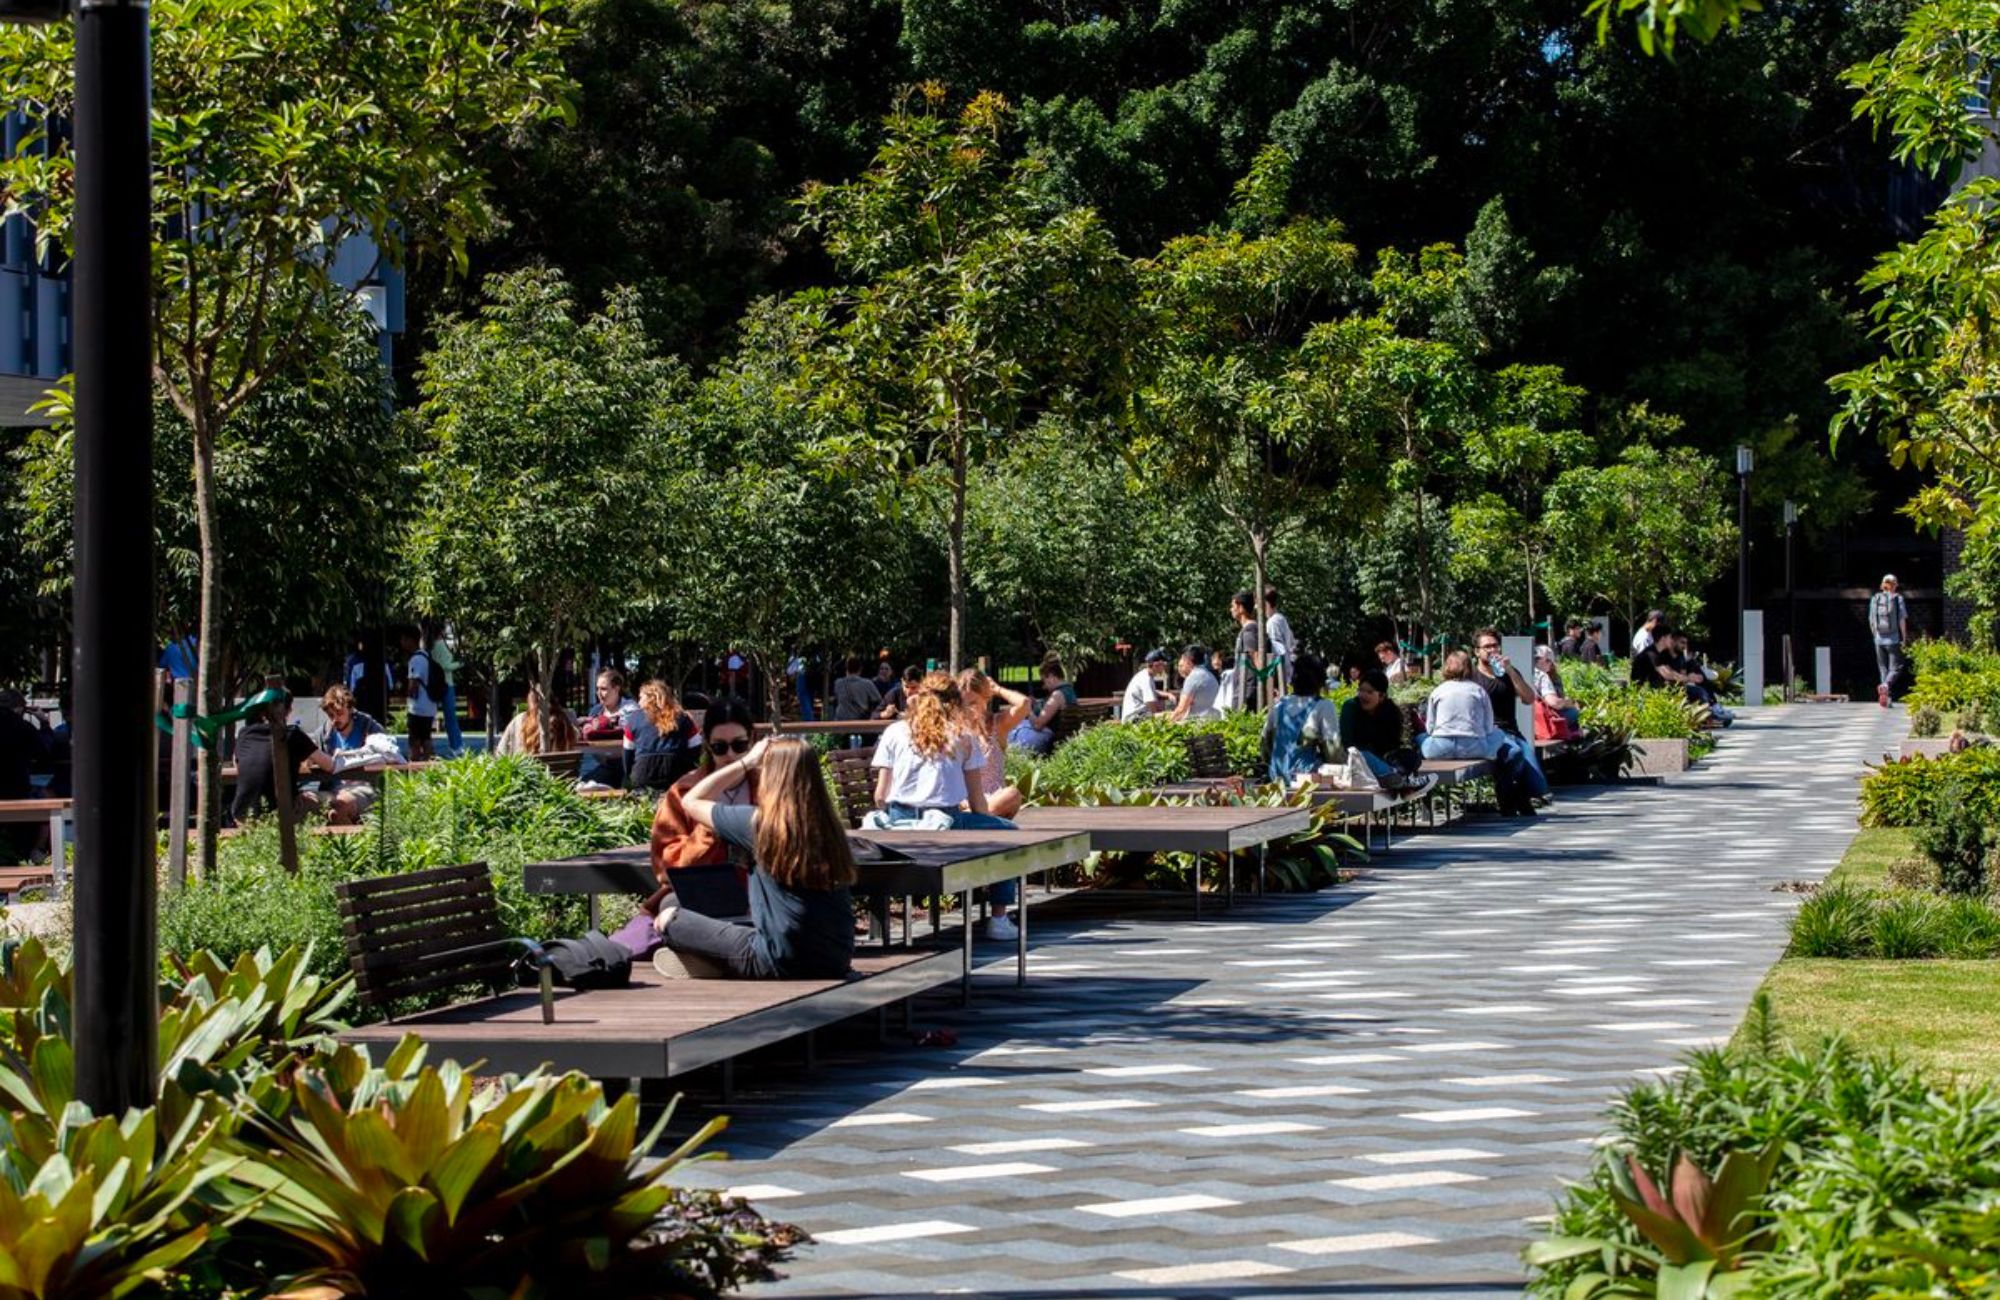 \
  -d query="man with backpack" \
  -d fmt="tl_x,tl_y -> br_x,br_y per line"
401,626 -> 442,759
1869,574 -> 1910,708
